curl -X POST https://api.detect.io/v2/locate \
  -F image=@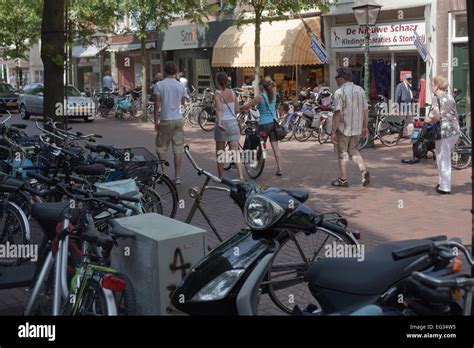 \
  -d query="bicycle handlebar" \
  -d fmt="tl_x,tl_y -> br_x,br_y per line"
412,271 -> 474,288
184,145 -> 234,186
